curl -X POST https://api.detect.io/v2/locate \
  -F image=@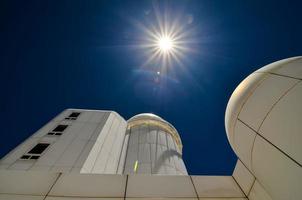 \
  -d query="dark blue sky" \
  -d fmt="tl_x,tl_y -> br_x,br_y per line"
1,0 -> 302,175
